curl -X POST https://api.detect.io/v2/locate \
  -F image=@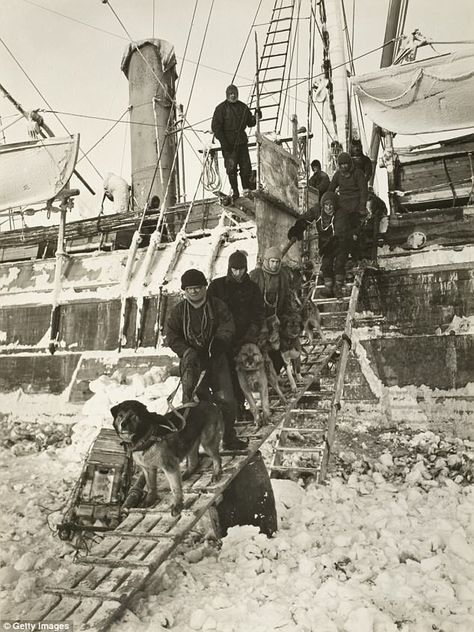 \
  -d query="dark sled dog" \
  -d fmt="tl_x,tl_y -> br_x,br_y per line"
111,399 -> 223,516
